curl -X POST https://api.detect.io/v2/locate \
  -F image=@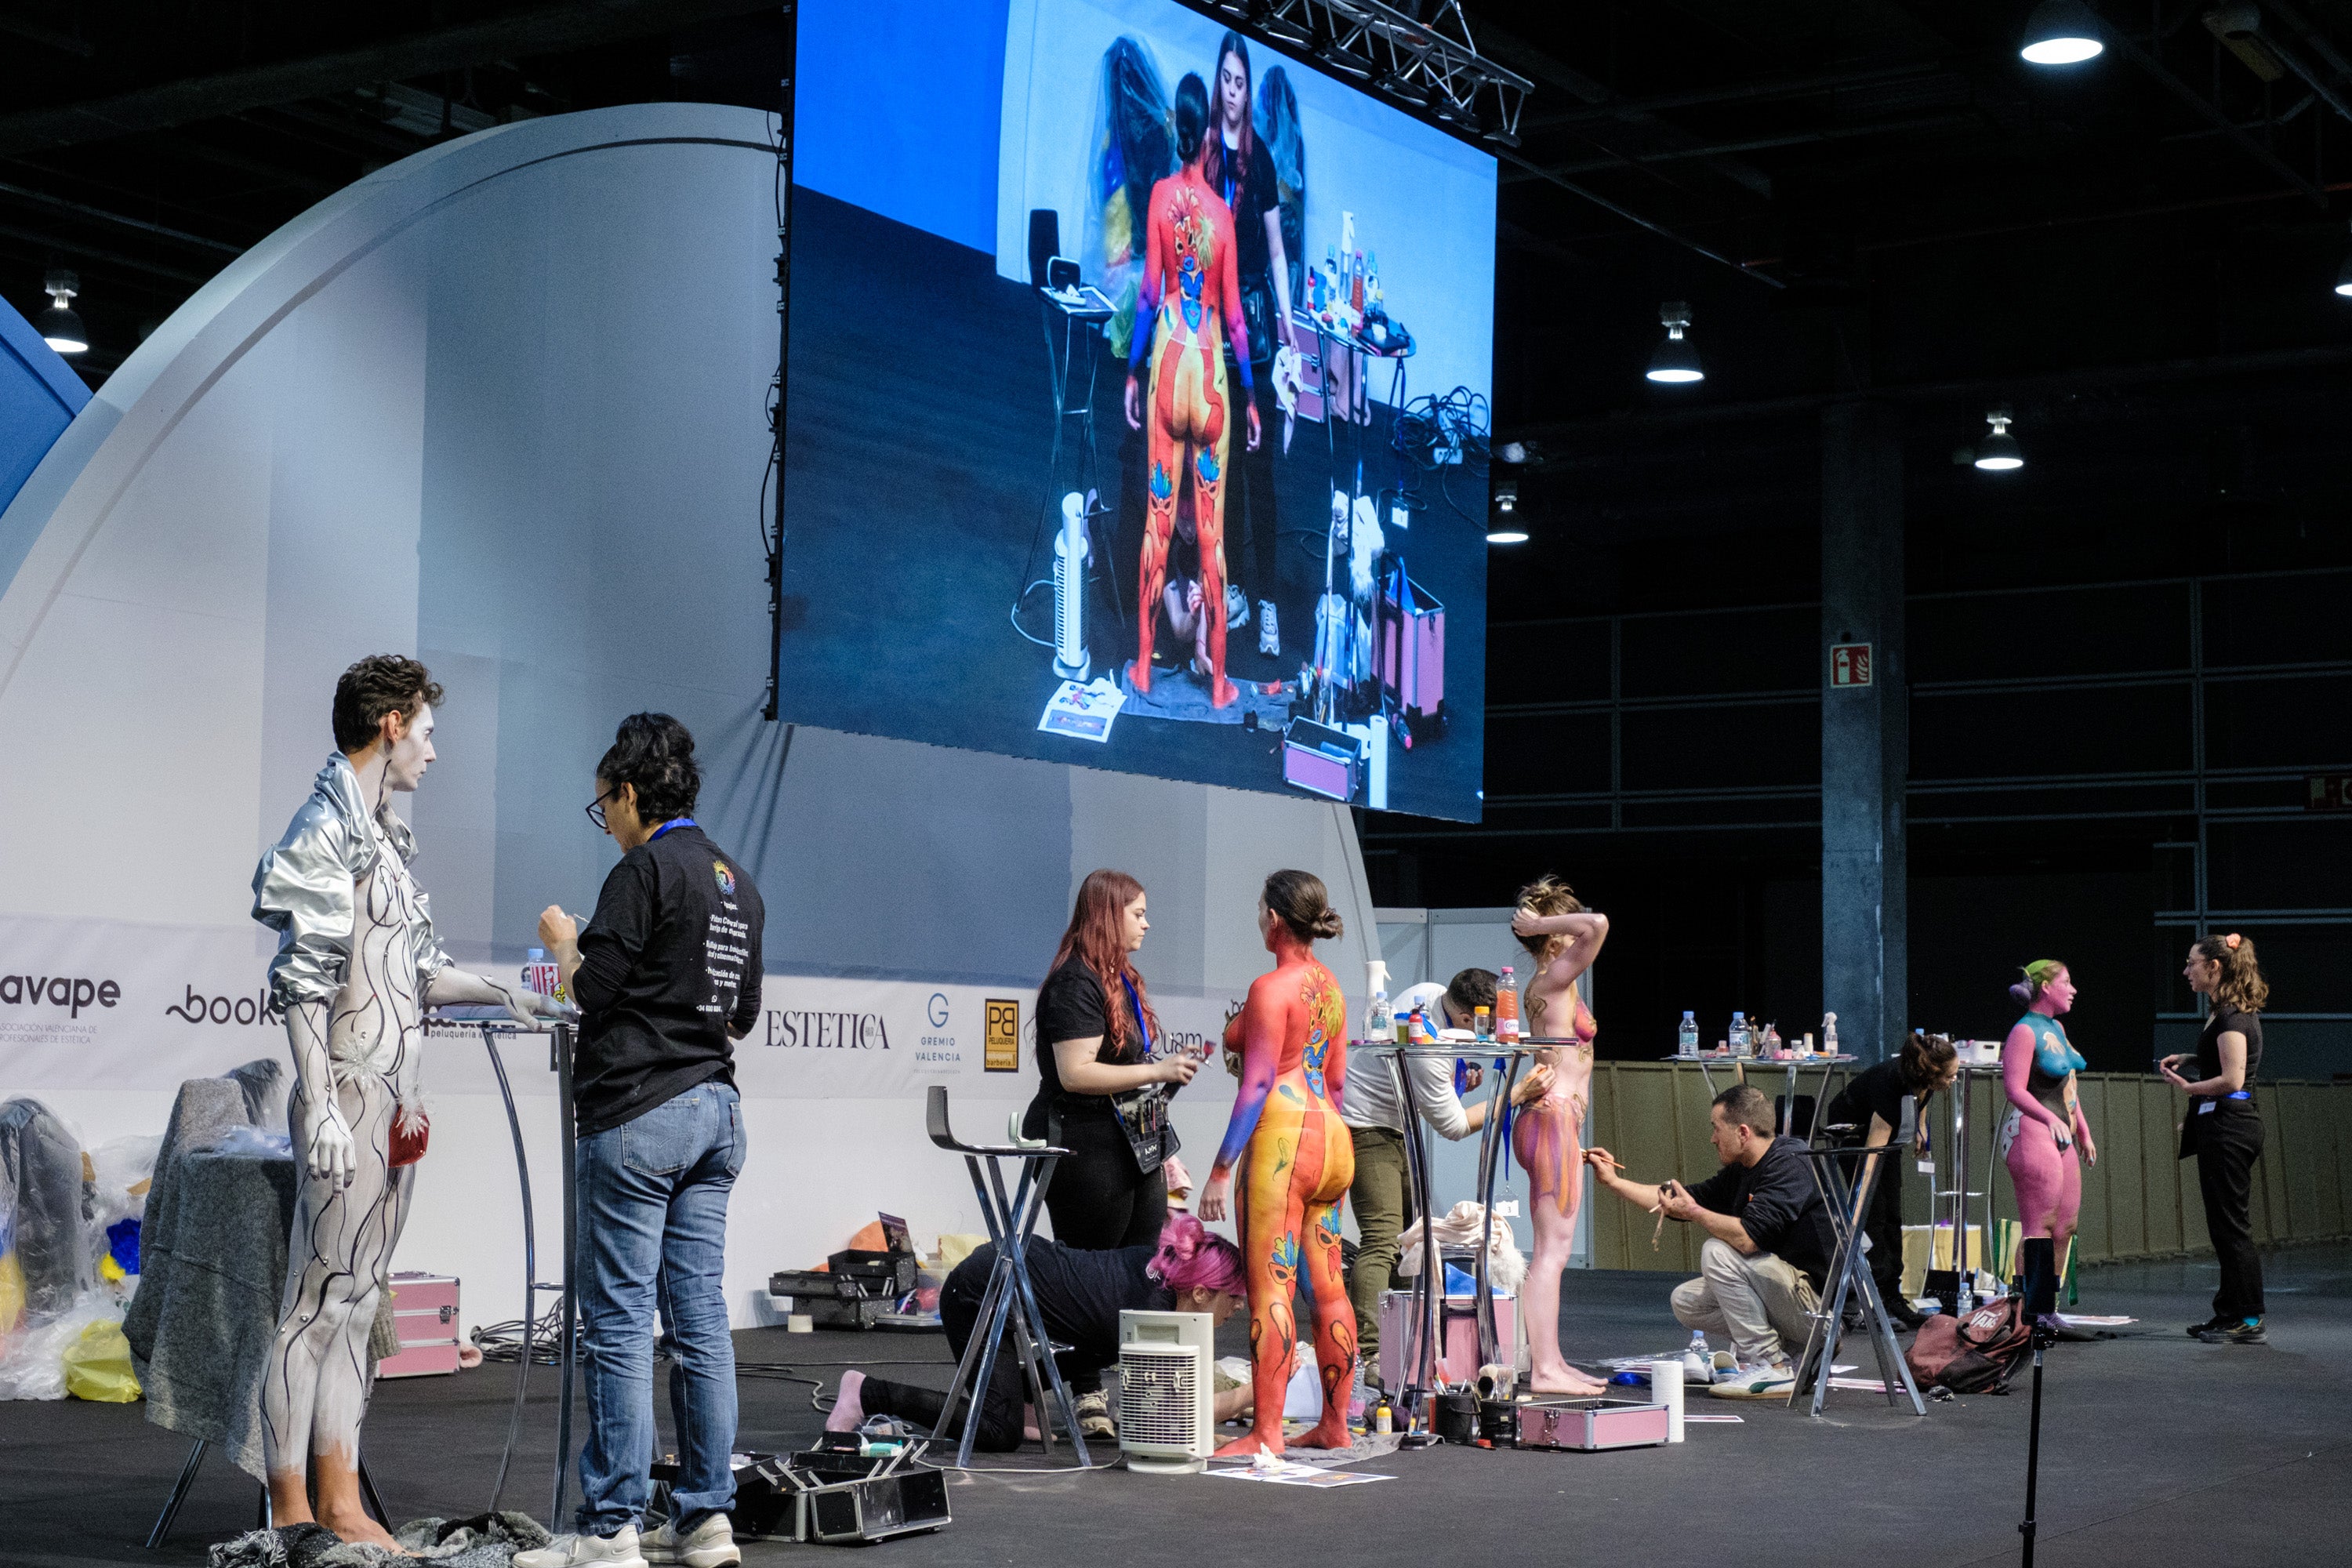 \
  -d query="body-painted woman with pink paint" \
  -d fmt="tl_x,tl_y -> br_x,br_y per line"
2001,960 -> 2096,1312
1508,875 -> 1612,1396
1197,870 -> 1353,1457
